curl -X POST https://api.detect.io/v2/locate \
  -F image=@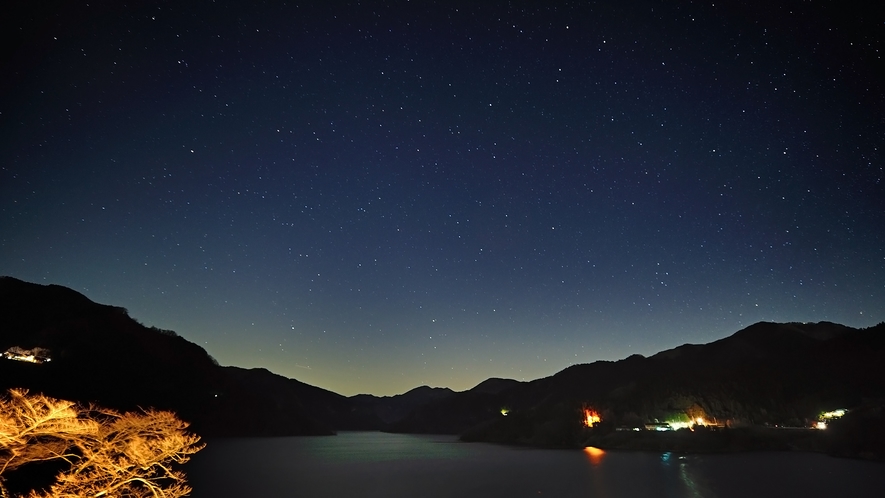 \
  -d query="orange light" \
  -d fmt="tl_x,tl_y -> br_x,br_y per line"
583,407 -> 601,427
584,446 -> 605,465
